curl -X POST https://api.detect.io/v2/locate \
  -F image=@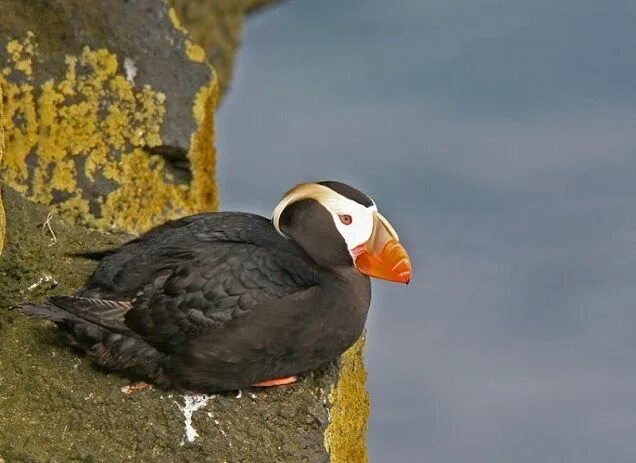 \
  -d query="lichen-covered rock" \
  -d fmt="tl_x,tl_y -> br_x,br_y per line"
0,1 -> 371,460
0,0 -> 218,233
325,341 -> 370,463
0,185 -> 358,462
168,0 -> 286,101
0,85 -> 5,255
